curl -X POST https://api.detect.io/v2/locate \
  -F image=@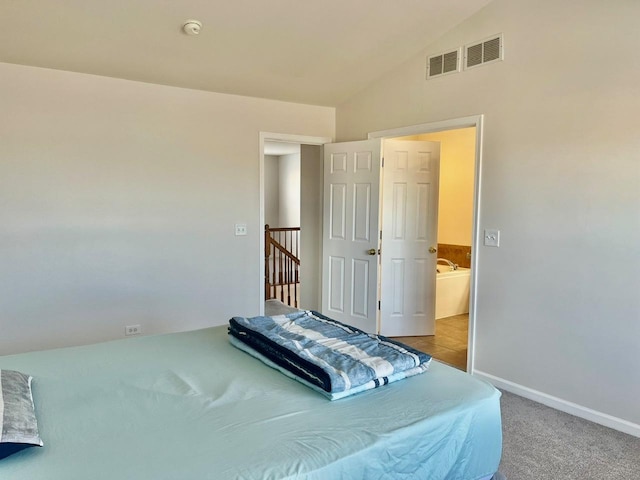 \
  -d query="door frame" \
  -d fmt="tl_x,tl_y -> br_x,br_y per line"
368,115 -> 484,374
259,132 -> 332,315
